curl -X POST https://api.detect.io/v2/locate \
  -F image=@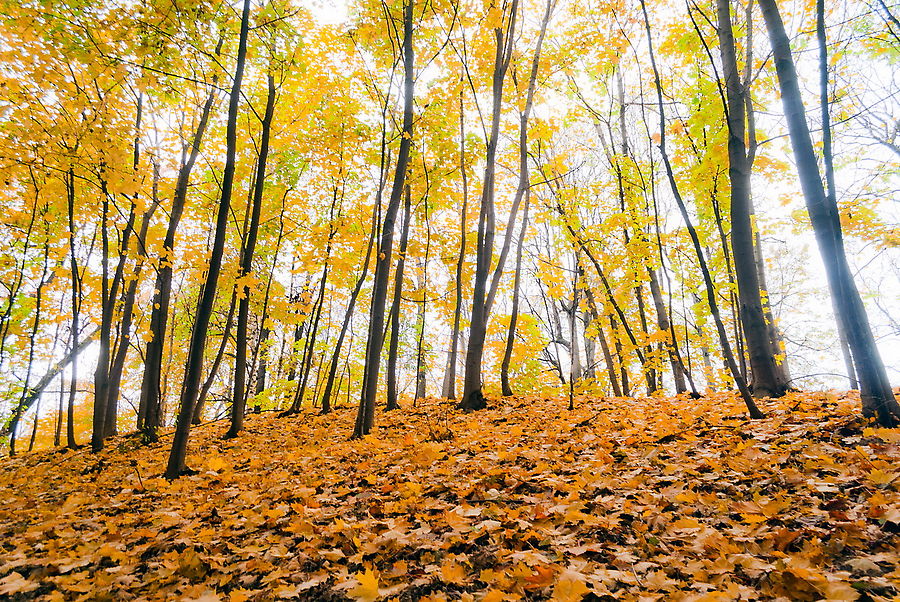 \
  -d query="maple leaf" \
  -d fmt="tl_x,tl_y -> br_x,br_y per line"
440,558 -> 467,584
348,568 -> 380,602
551,570 -> 590,601
866,469 -> 899,488
0,572 -> 39,596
